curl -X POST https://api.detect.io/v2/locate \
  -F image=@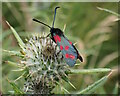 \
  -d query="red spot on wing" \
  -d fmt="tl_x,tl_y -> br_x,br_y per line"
65,46 -> 69,50
53,35 -> 61,42
65,53 -> 69,58
65,53 -> 75,60
60,45 -> 63,50
56,35 -> 61,42
69,54 -> 75,60
53,35 -> 57,42
69,40 -> 72,45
